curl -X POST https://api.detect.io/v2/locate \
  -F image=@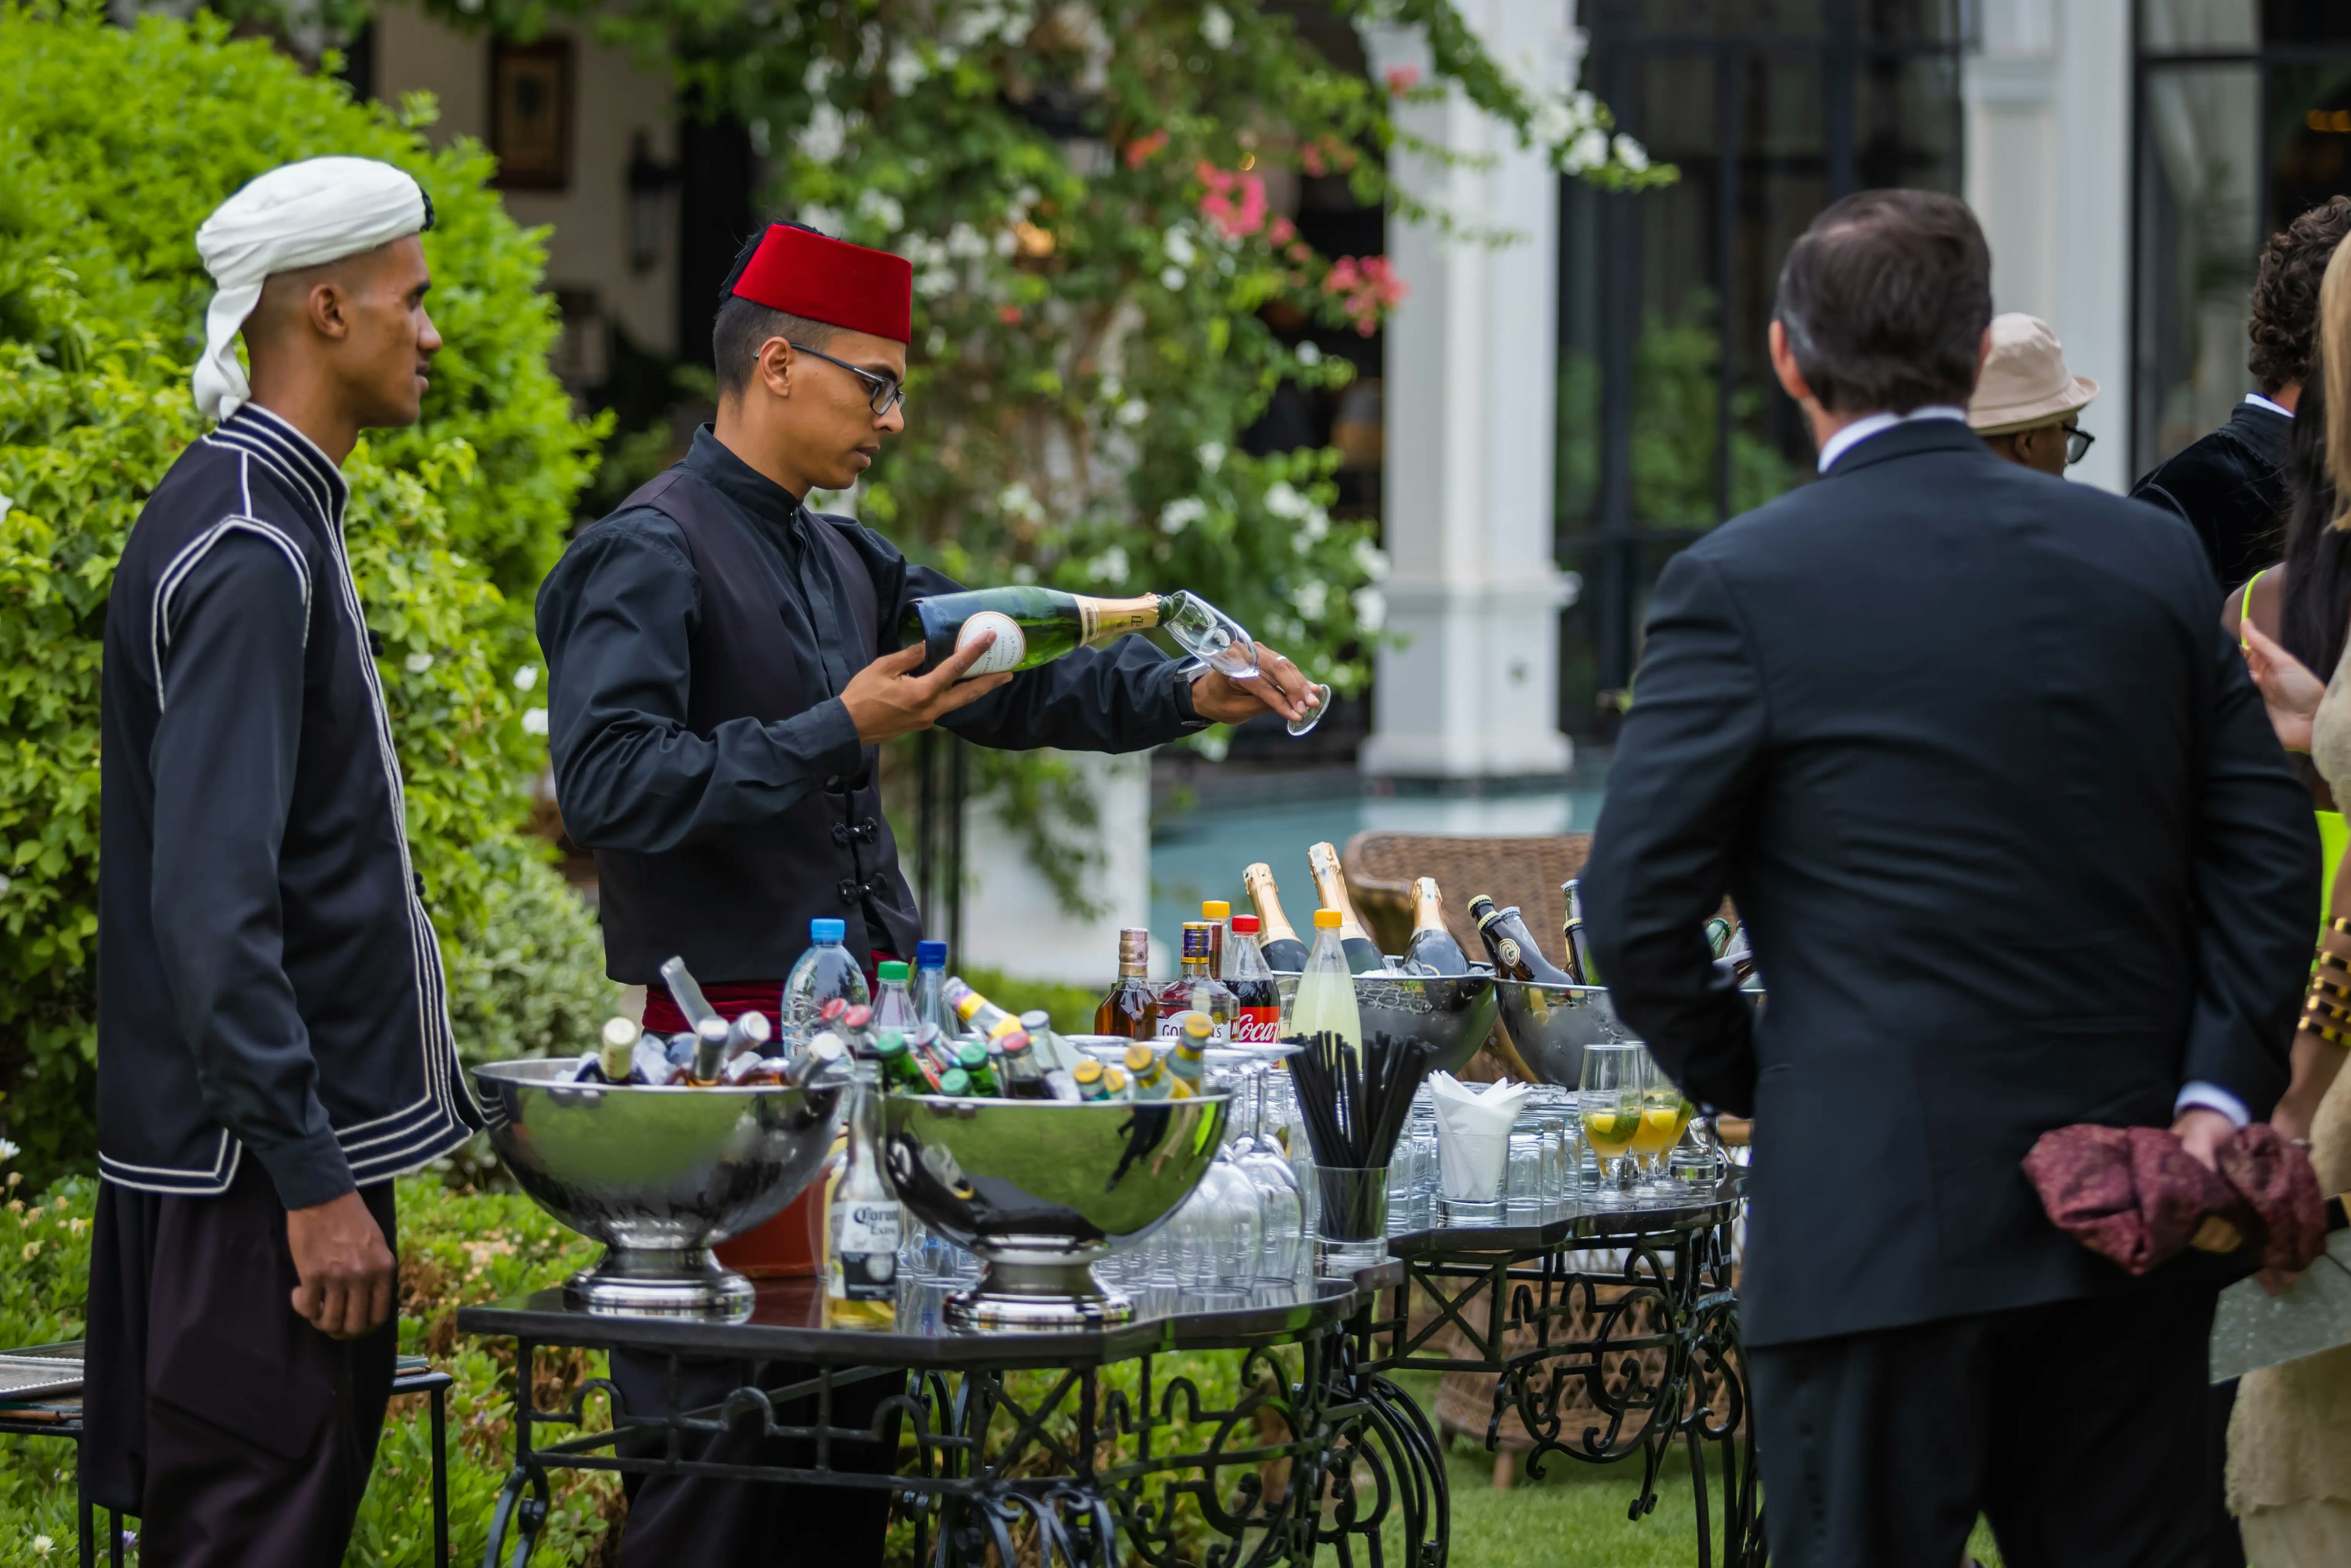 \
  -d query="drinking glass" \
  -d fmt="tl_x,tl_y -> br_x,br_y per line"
1232,1062 -> 1307,1285
1578,1042 -> 1648,1203
1162,590 -> 1335,737
1502,1129 -> 1547,1225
